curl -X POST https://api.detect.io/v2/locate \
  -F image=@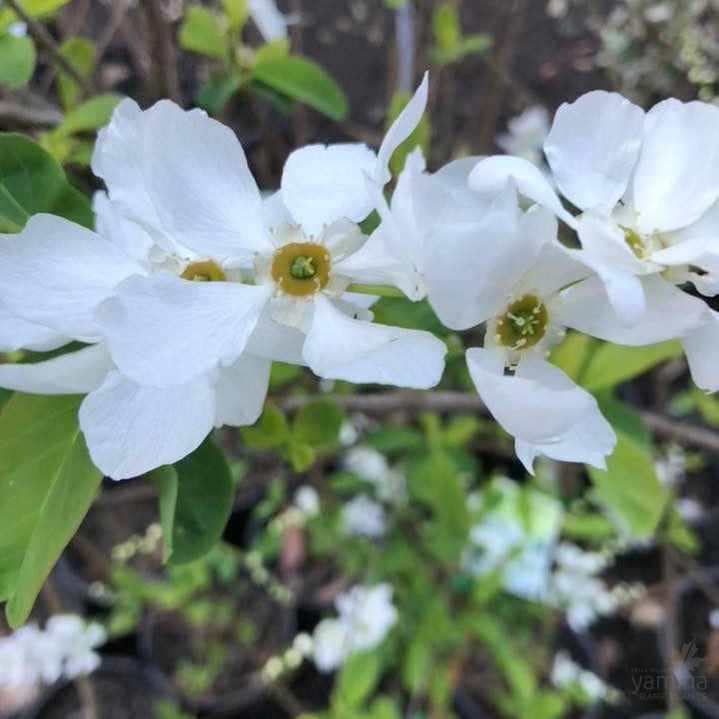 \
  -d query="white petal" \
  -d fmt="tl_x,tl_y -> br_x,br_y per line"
426,188 -> 543,330
244,314 -> 306,365
433,156 -> 484,203
93,192 -> 155,263
682,307 -> 719,392
529,240 -> 589,298
576,210 -> 647,276
376,71 -> 429,185
92,98 -> 161,229
651,236 -> 719,274
466,348 -> 615,472
0,344 -> 113,394
99,274 -> 271,386
0,214 -> 142,341
634,99 -> 719,233
281,144 -> 377,236
142,100 -> 268,258
214,355 -> 271,426
80,371 -> 215,480
0,301 -> 67,352
468,155 -> 576,227
557,275 -> 705,345
303,294 -> 446,388
544,91 -> 644,212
